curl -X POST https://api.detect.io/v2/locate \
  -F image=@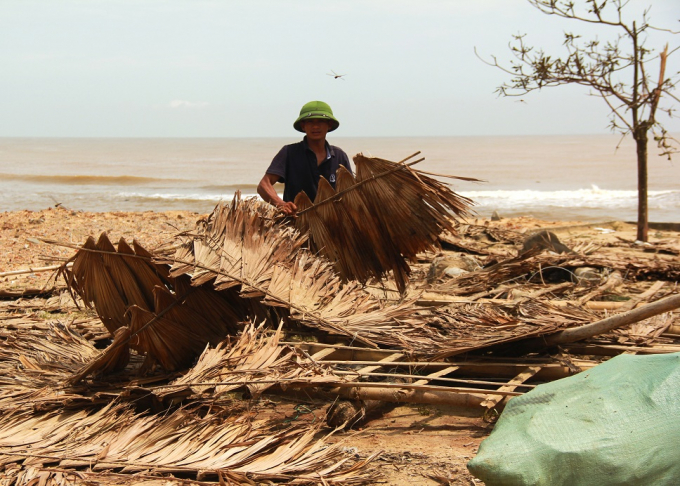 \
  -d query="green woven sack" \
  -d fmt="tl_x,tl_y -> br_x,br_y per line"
468,352 -> 680,485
